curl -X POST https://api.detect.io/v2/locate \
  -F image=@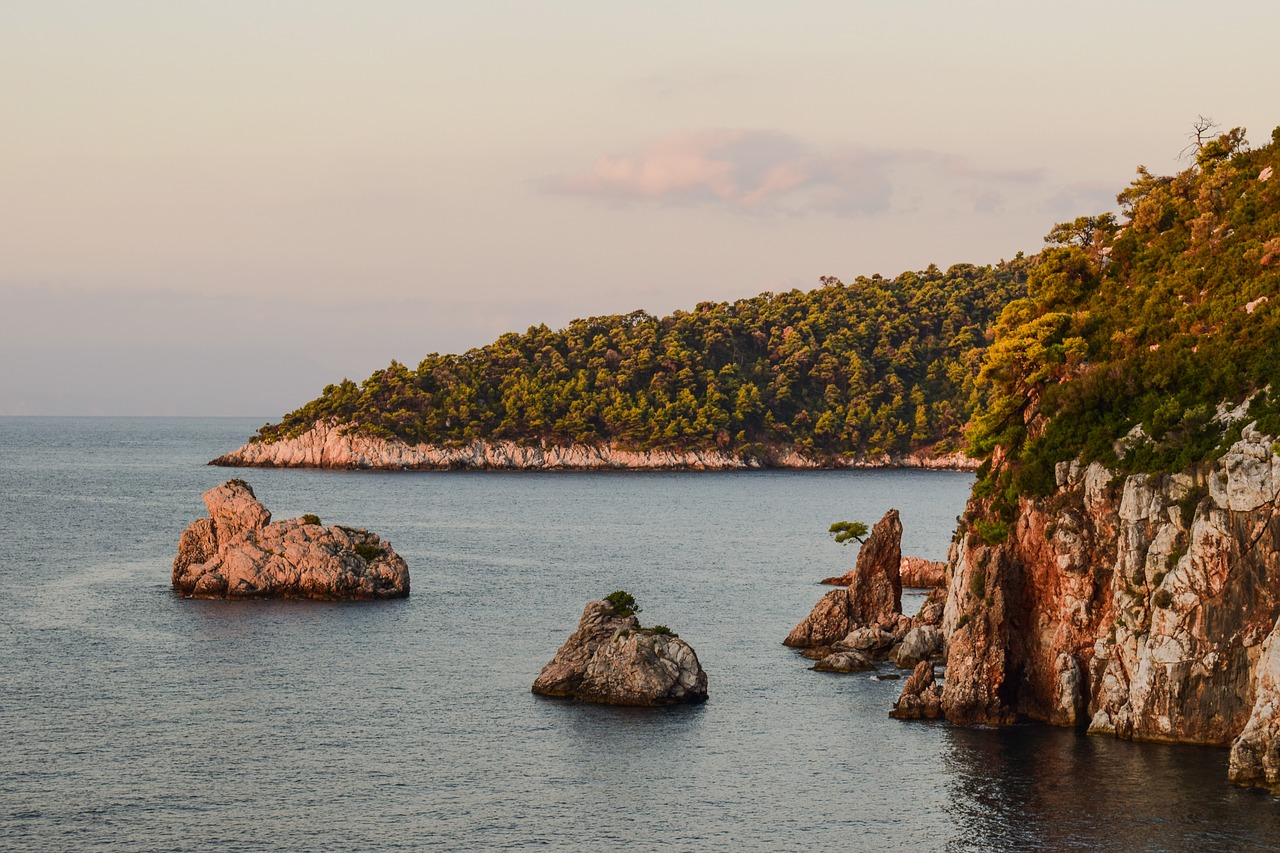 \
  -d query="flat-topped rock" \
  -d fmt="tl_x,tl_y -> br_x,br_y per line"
533,597 -> 708,706
172,479 -> 409,600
